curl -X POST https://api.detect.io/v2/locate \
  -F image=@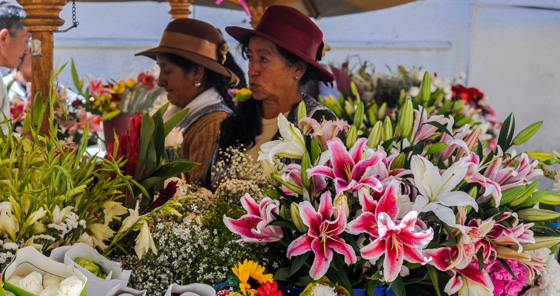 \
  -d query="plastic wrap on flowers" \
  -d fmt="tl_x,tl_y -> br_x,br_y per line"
50,243 -> 131,296
106,285 -> 147,296
164,283 -> 216,296
1,247 -> 87,296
